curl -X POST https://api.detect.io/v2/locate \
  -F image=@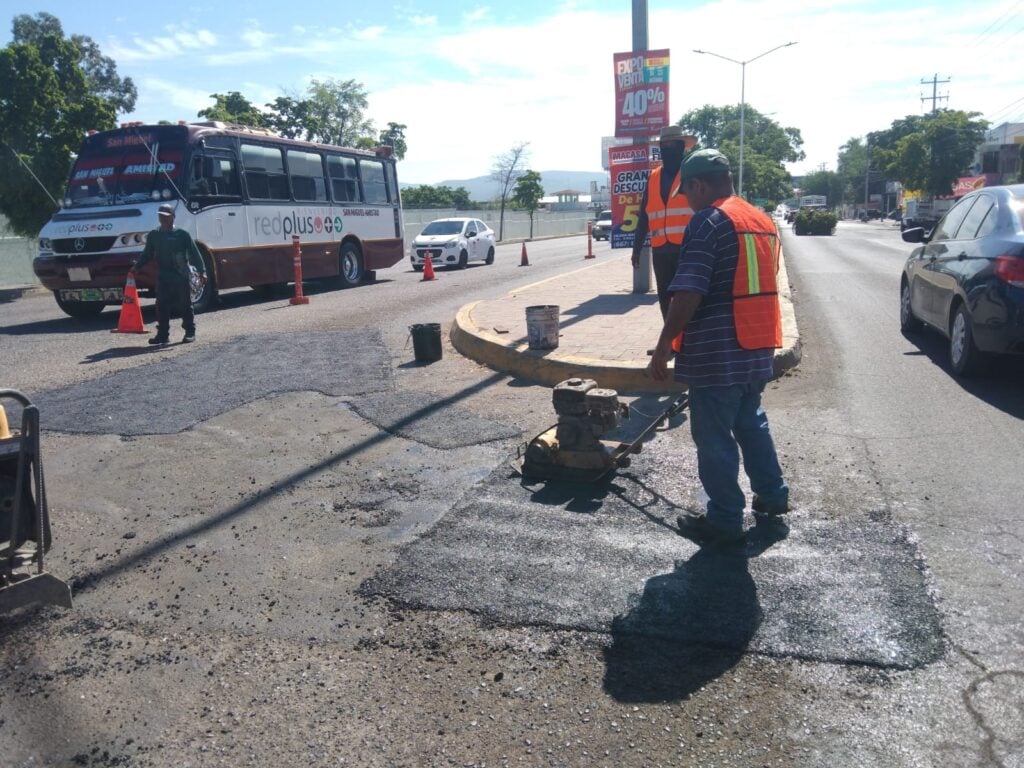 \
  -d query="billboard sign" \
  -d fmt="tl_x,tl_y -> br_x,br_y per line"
608,143 -> 657,249
613,49 -> 670,137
